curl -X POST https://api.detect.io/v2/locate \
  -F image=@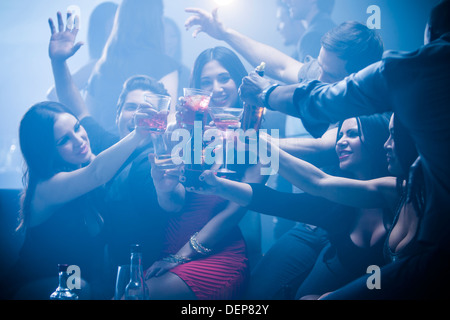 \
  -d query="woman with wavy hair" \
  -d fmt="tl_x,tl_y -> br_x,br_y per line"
190,113 -> 402,299
86,0 -> 179,134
